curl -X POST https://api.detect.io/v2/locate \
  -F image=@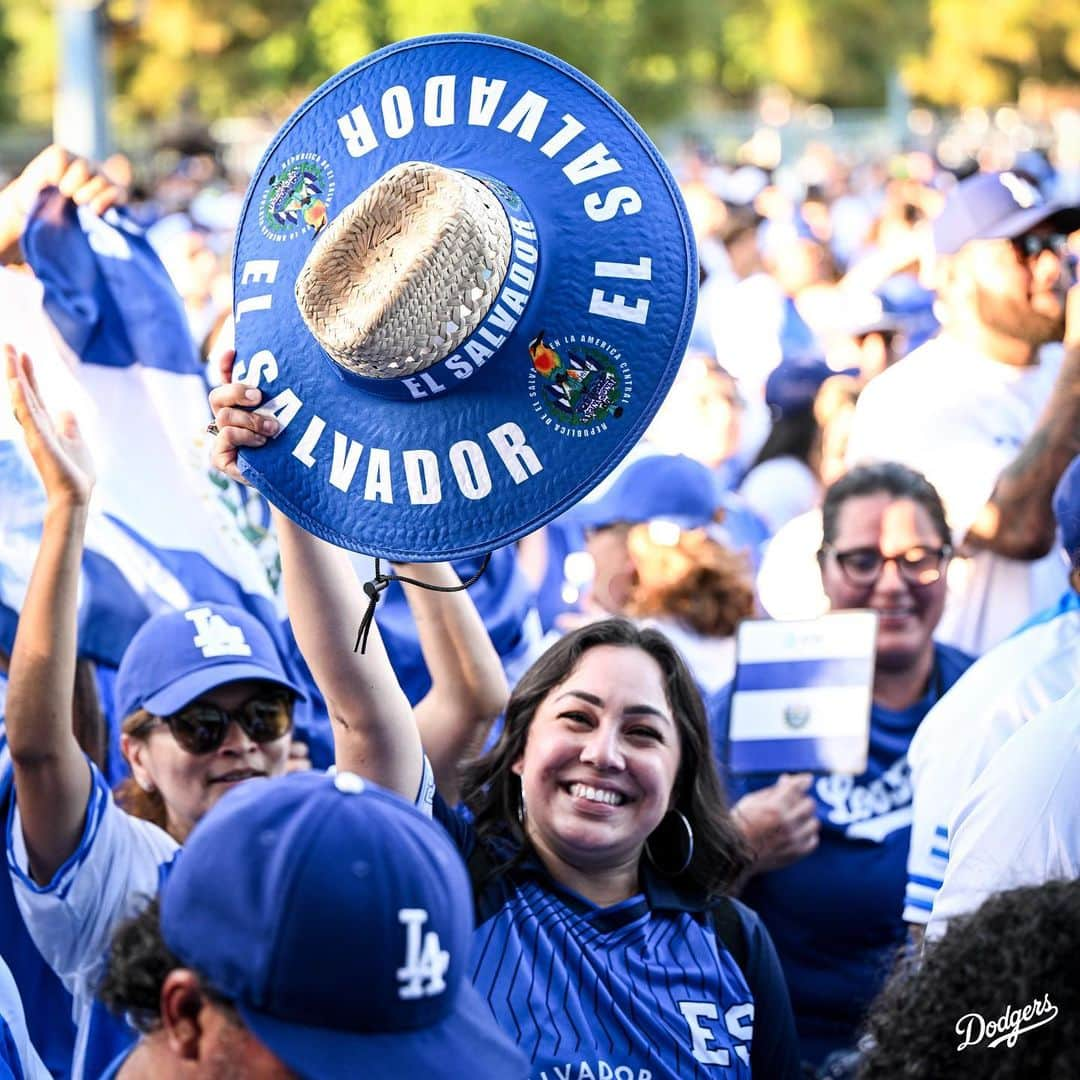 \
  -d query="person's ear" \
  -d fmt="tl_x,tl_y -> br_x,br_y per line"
160,969 -> 207,1061
121,731 -> 157,793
